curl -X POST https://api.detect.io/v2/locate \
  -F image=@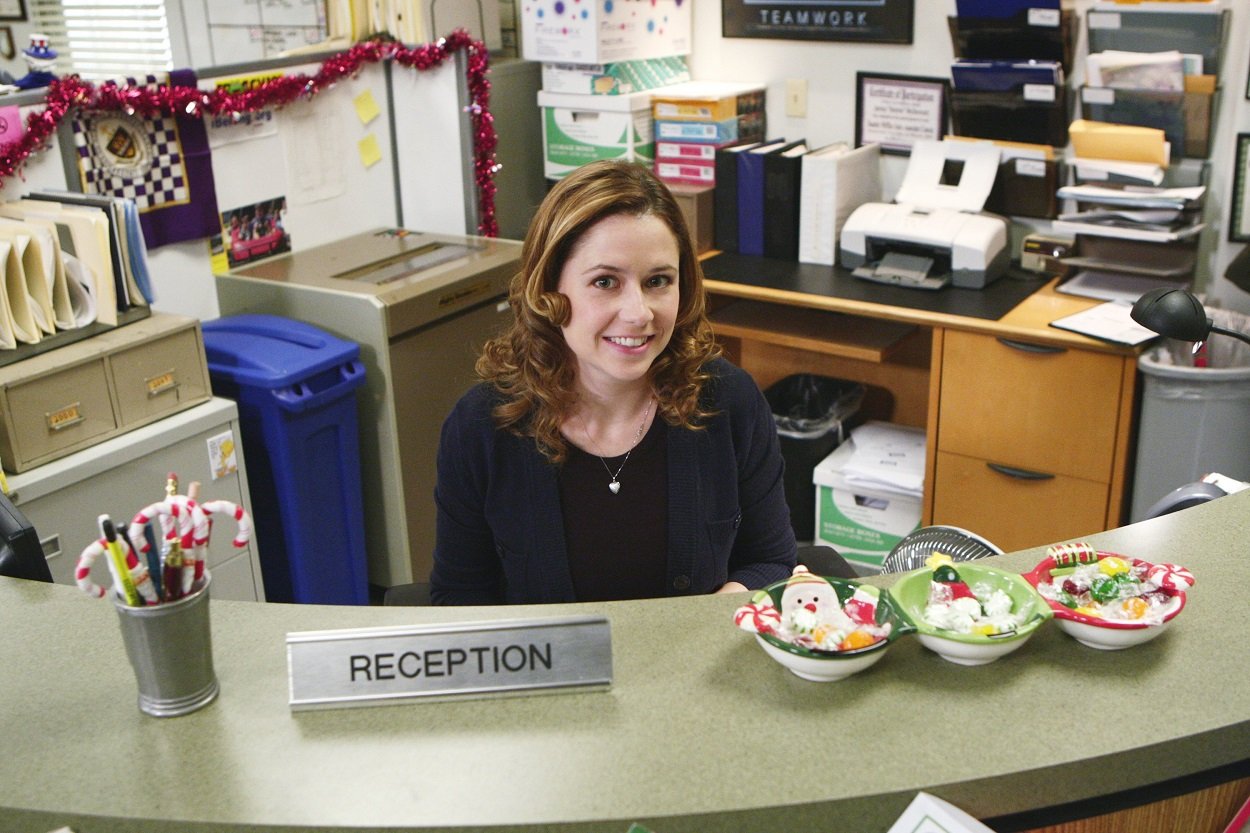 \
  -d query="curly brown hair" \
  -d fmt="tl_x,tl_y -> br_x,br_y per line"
476,160 -> 721,463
